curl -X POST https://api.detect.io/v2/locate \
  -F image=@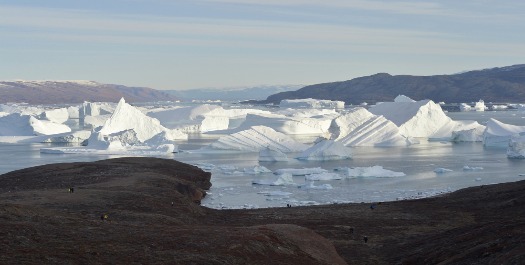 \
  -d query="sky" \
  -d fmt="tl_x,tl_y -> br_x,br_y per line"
0,0 -> 524,90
